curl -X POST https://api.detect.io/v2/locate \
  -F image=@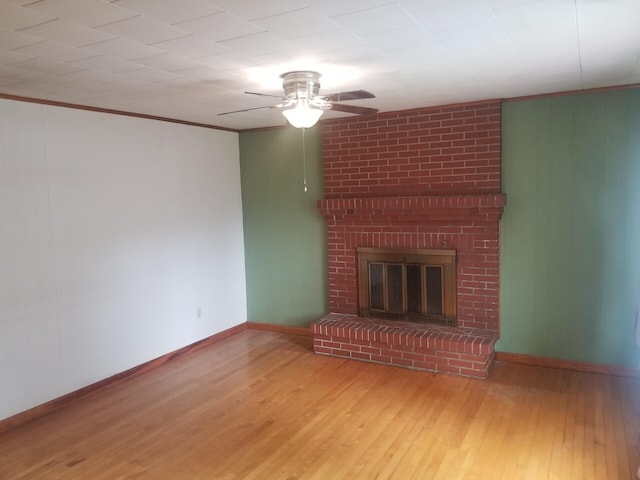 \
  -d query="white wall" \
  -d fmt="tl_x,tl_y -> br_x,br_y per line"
0,99 -> 247,421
